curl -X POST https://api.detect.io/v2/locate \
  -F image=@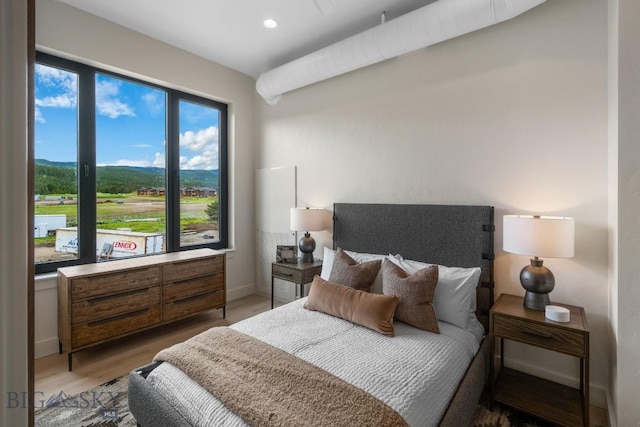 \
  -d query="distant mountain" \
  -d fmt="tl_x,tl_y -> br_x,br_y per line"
180,169 -> 219,187
35,159 -> 77,169
34,159 -> 218,195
